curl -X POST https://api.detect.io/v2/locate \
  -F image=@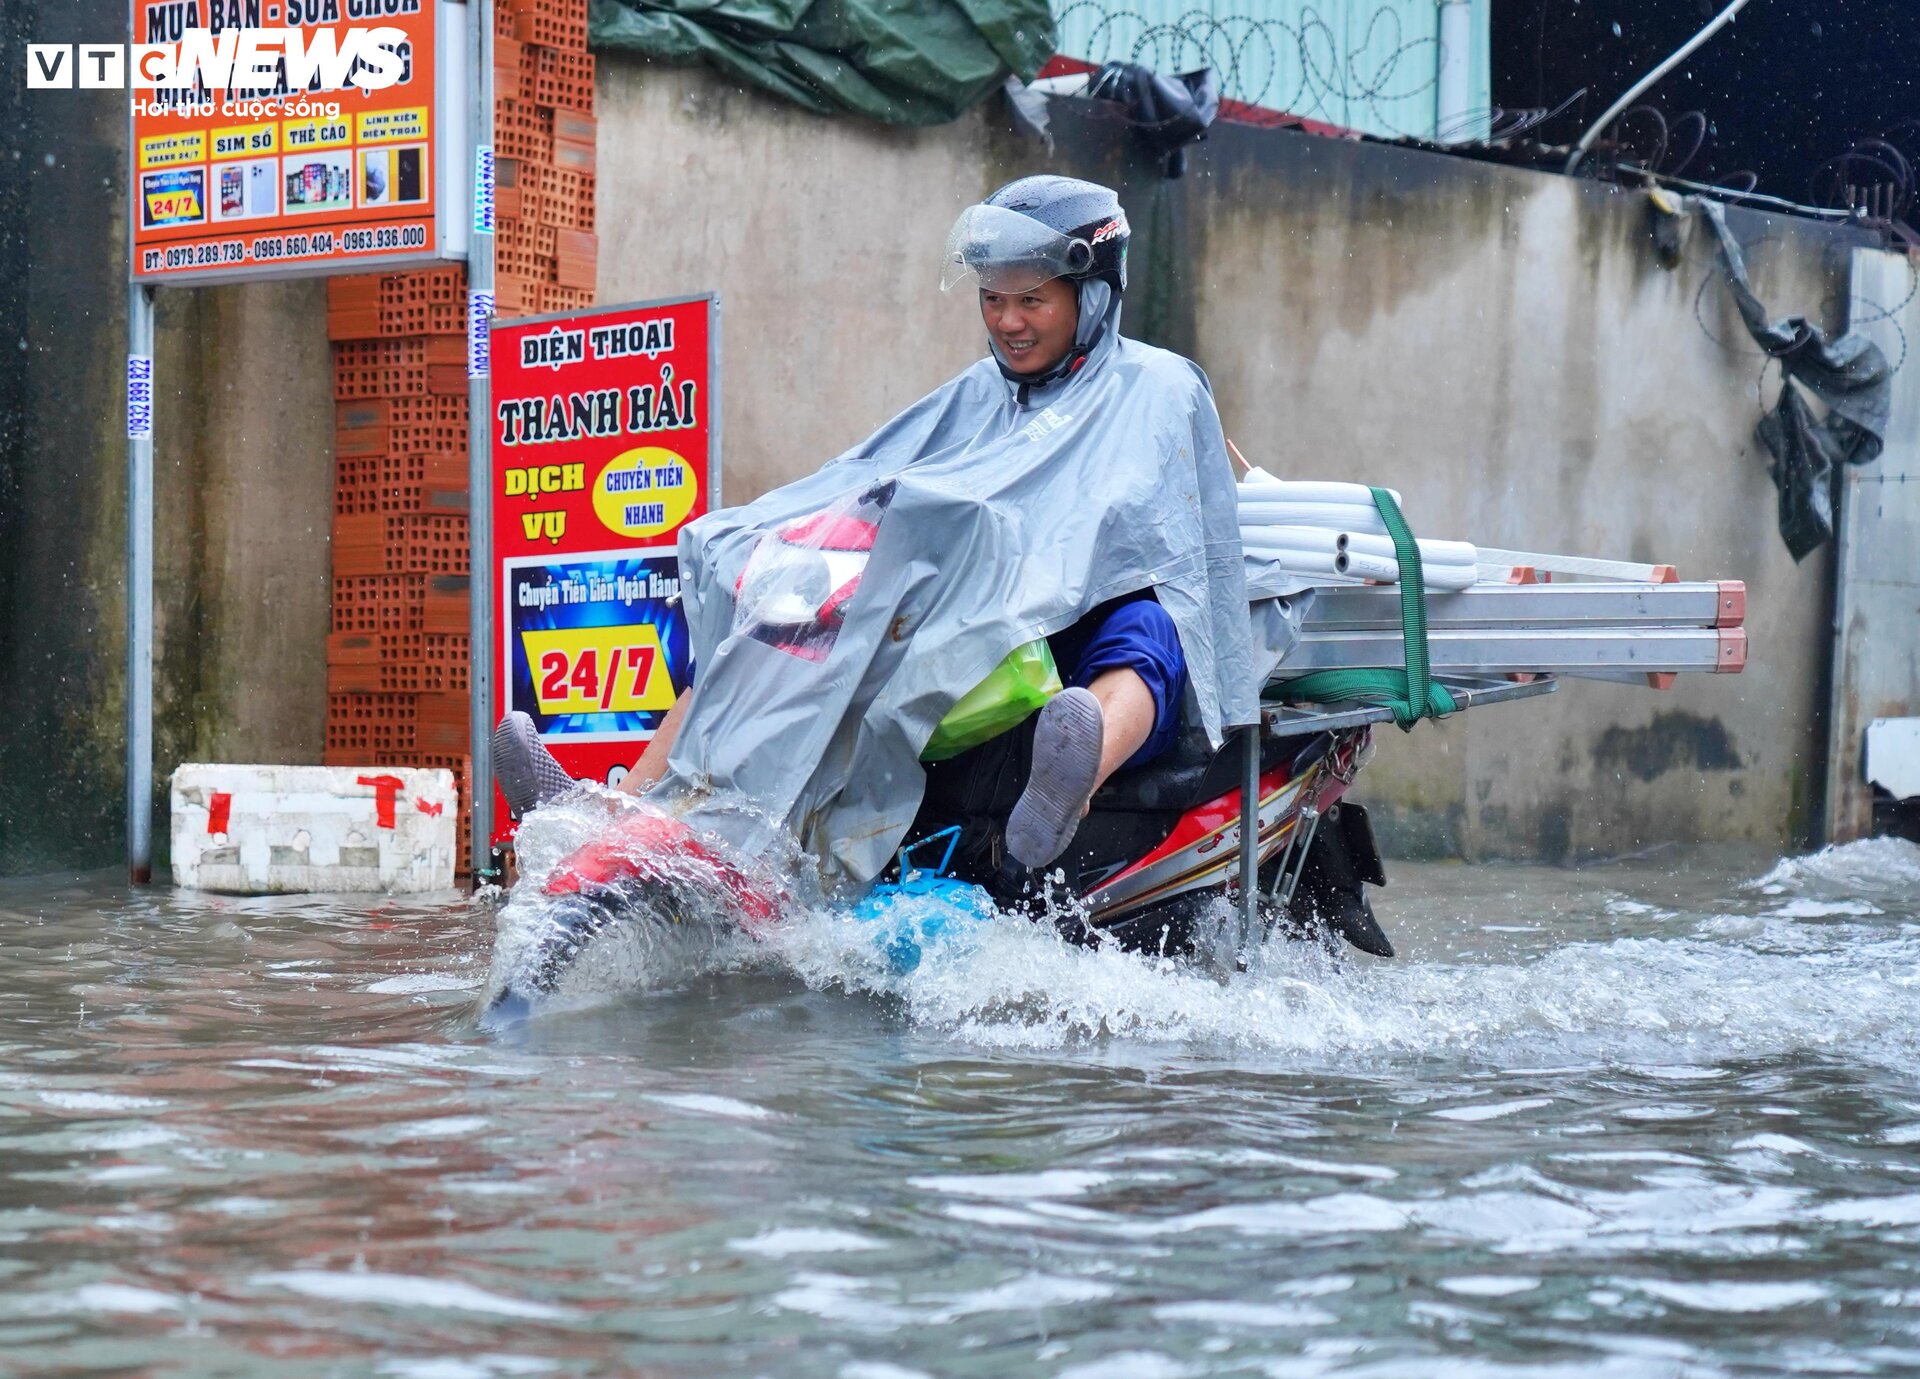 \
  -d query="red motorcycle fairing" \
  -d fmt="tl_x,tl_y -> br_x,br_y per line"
542,809 -> 780,931
732,490 -> 890,663
1075,729 -> 1365,924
